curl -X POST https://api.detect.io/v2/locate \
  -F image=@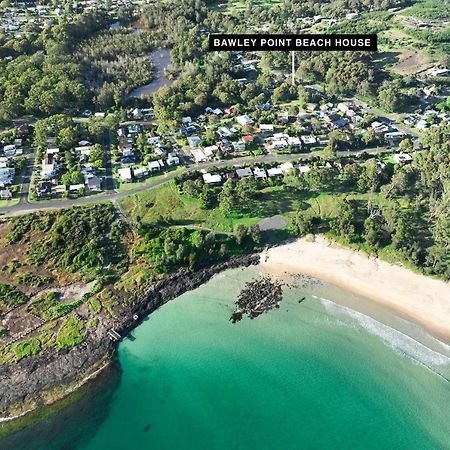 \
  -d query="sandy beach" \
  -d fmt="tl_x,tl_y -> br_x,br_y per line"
260,236 -> 450,342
